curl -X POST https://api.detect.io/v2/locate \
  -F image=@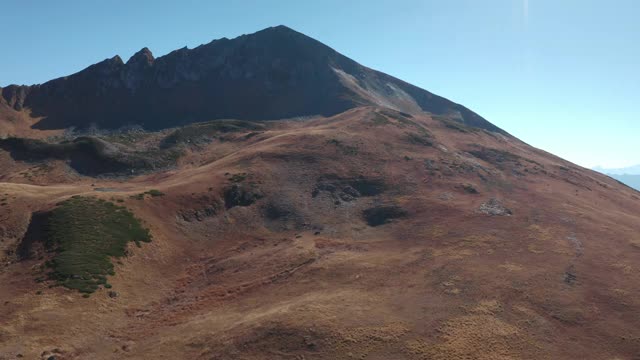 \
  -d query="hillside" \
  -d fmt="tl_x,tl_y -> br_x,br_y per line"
1,27 -> 640,360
